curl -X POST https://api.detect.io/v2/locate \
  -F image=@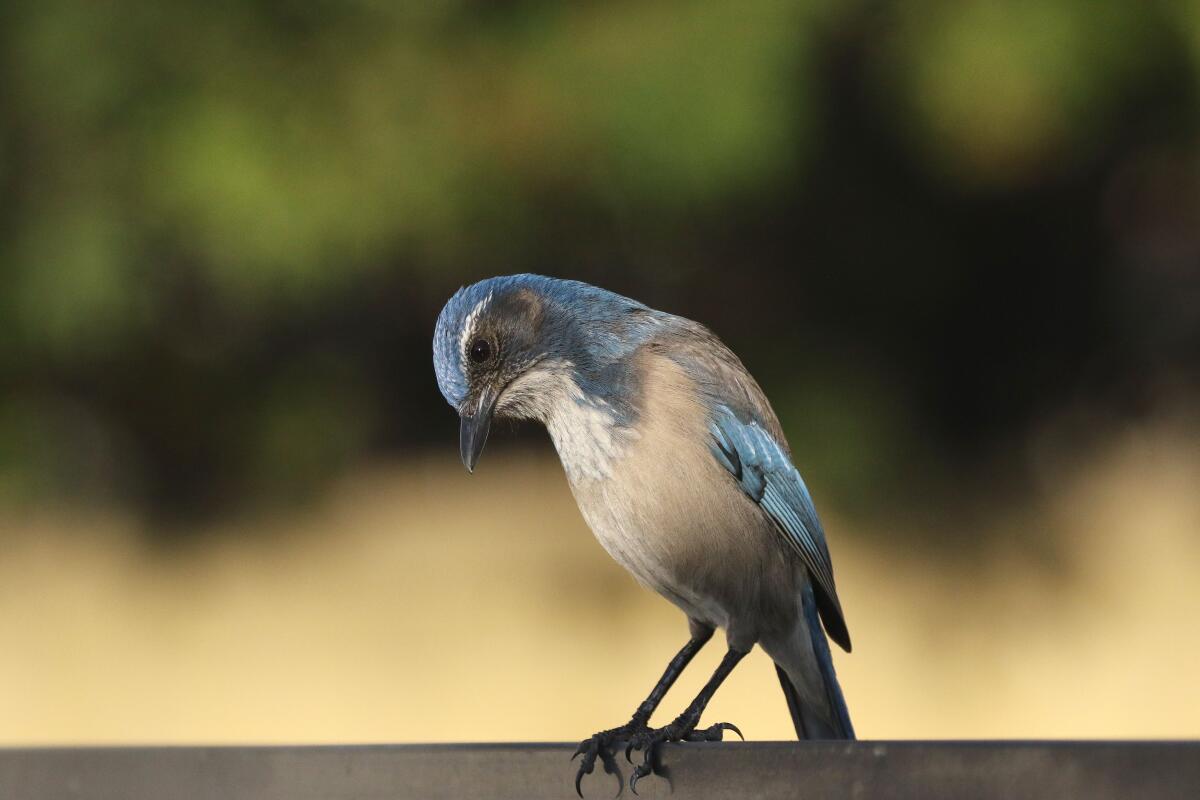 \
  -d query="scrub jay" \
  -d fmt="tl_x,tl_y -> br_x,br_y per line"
433,275 -> 854,794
